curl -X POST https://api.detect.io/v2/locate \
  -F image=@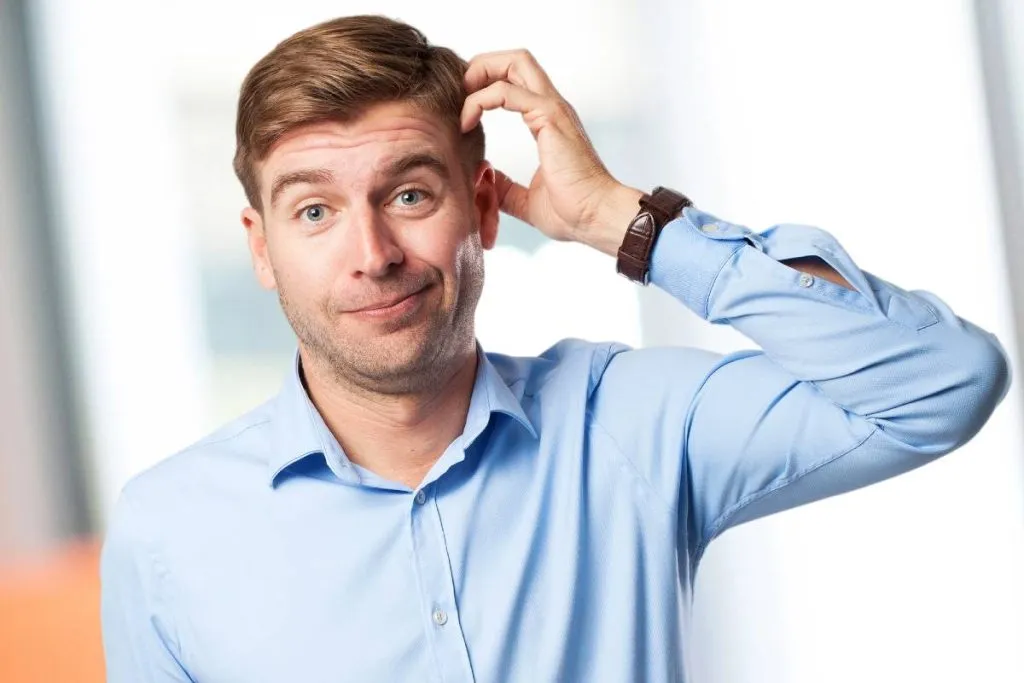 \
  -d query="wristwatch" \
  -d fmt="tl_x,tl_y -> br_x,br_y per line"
615,186 -> 692,284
